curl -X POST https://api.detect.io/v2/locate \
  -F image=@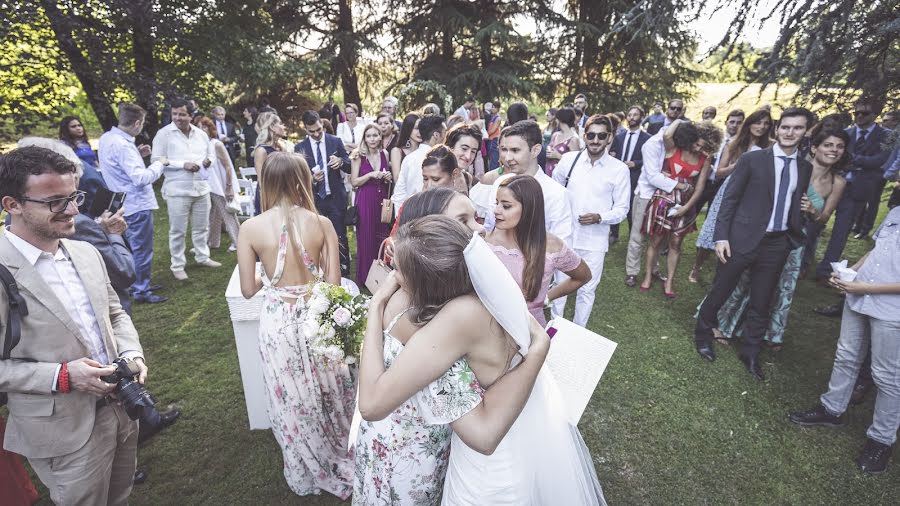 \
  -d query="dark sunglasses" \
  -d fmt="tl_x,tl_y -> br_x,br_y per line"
669,105 -> 683,111
585,131 -> 610,141
853,110 -> 873,116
